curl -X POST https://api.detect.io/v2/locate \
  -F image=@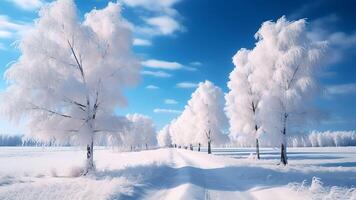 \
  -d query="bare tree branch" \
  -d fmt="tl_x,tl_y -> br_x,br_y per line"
67,40 -> 84,77
62,96 -> 86,112
30,103 -> 73,119
287,64 -> 301,90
